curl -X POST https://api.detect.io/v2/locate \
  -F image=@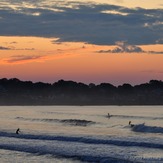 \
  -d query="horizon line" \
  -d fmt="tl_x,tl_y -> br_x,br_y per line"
0,77 -> 162,87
